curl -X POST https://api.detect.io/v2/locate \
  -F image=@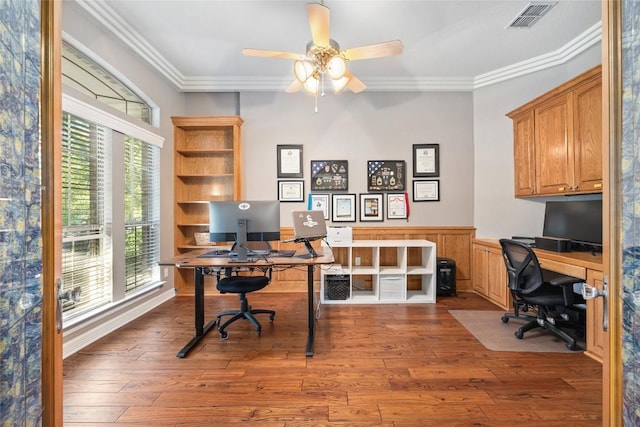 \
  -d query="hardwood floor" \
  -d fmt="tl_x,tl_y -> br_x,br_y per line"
63,291 -> 602,426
